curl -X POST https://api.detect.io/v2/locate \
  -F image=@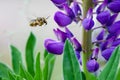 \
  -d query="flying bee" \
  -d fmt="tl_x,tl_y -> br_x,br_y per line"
29,16 -> 50,27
